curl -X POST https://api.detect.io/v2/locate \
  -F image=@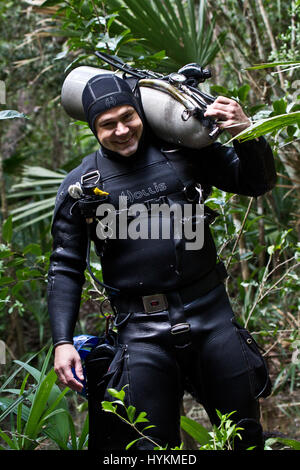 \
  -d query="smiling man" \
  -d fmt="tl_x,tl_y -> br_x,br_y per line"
95,105 -> 144,157
49,73 -> 276,451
